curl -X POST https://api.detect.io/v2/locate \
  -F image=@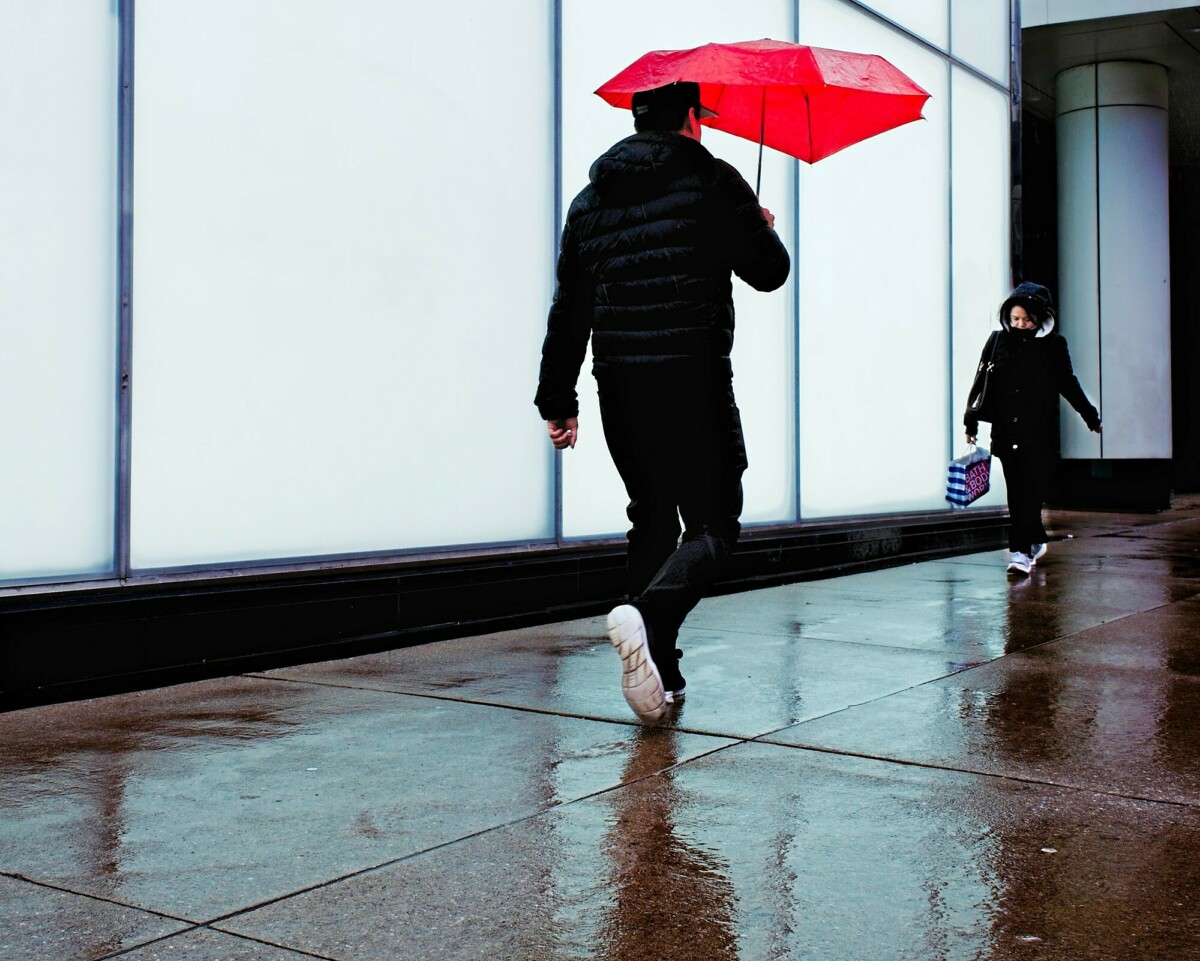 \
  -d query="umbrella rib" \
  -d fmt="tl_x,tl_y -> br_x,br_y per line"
804,86 -> 813,162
